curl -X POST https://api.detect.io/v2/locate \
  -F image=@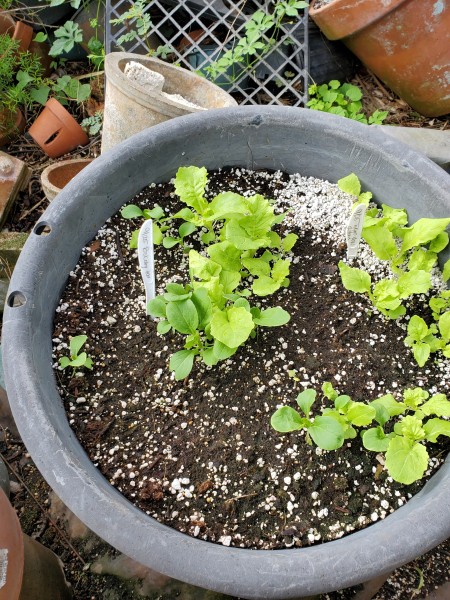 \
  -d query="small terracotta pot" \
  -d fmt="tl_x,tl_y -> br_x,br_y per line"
0,108 -> 26,147
0,13 -> 33,52
29,98 -> 89,158
309,0 -> 450,117
41,158 -> 93,201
